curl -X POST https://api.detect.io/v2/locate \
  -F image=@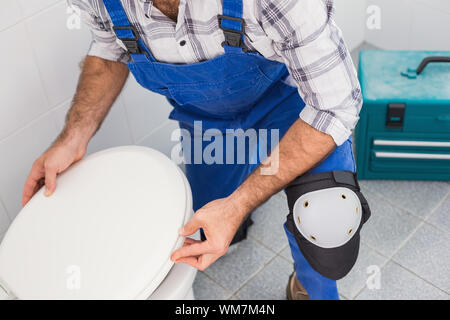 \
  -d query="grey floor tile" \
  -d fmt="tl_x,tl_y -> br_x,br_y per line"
427,195 -> 450,233
278,244 -> 293,263
248,192 -> 289,253
392,223 -> 450,293
338,243 -> 388,299
204,238 -> 275,293
359,189 -> 421,257
360,180 -> 449,218
193,272 -> 231,300
236,256 -> 292,300
351,42 -> 379,69
0,232 -> 5,244
356,262 -> 449,300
